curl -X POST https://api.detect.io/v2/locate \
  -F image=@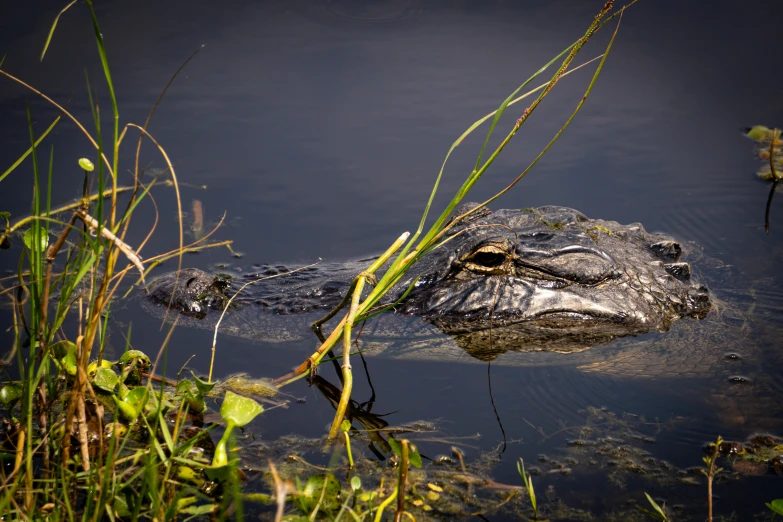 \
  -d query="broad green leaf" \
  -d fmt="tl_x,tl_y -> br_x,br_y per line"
119,350 -> 151,367
59,351 -> 77,377
186,394 -> 206,413
204,463 -> 233,482
177,380 -> 195,394
768,500 -> 783,515
220,390 -> 263,428
113,395 -> 139,422
92,367 -> 119,393
302,473 -> 341,511
51,340 -> 76,359
143,392 -> 172,423
87,359 -> 113,377
350,476 -> 362,491
23,225 -> 48,252
114,386 -> 149,421
192,372 -> 216,395
119,350 -> 151,384
176,466 -> 204,486
388,437 -> 423,469
0,383 -> 23,409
